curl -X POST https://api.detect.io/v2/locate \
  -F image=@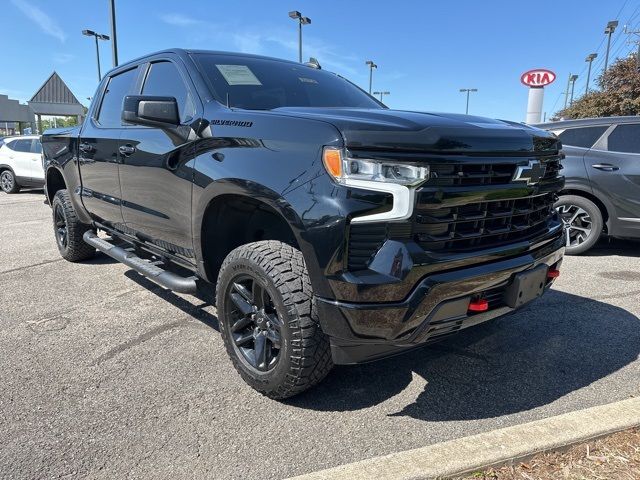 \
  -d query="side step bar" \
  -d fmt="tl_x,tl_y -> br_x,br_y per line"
83,231 -> 198,294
